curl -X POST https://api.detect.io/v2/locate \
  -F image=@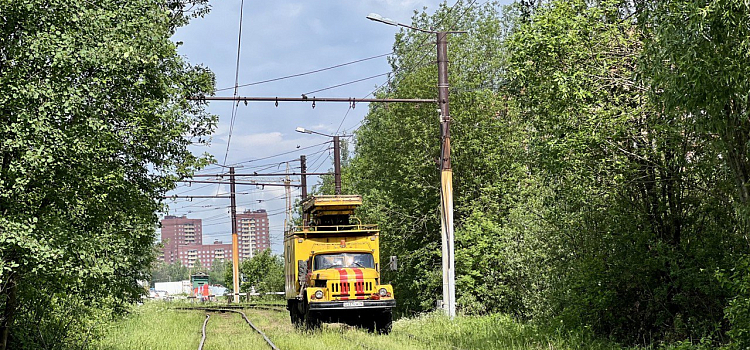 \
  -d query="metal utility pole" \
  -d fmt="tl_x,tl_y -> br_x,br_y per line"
229,167 -> 240,303
436,31 -> 456,318
295,127 -> 345,196
284,162 -> 293,232
333,136 -> 342,195
300,155 -> 308,226
366,13 -> 463,318
300,155 -> 308,200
